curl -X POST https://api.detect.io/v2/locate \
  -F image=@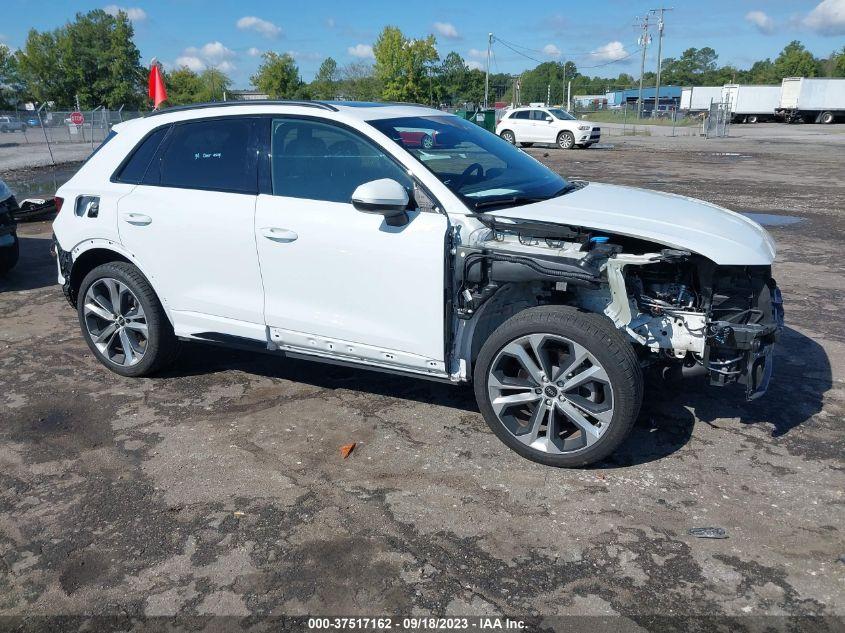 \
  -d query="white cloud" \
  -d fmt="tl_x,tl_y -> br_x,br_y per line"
590,41 -> 629,62
433,22 -> 460,39
542,44 -> 561,58
467,48 -> 486,60
745,10 -> 775,34
175,41 -> 237,72
326,17 -> 336,29
348,43 -> 374,59
174,56 -> 204,72
803,0 -> 845,35
103,5 -> 147,22
466,60 -> 483,71
236,16 -> 282,38
247,47 -> 262,57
